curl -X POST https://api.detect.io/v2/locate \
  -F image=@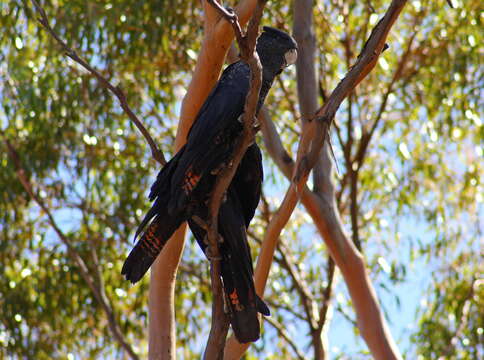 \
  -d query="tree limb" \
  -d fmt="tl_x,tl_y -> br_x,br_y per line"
202,0 -> 267,358
206,0 -> 244,42
353,28 -> 418,170
294,3 -> 332,357
345,26 -> 419,247
349,167 -> 361,250
276,240 -> 316,327
317,257 -> 335,331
